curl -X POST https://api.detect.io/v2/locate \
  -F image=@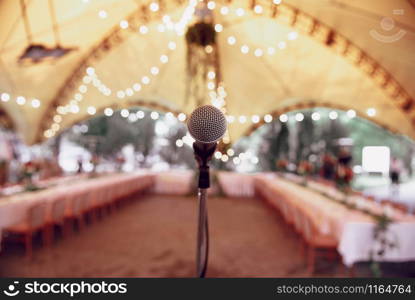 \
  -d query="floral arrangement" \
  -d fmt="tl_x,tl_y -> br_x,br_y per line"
288,174 -> 397,277
369,214 -> 398,277
334,164 -> 353,192
115,155 -> 125,172
90,154 -> 100,175
21,161 -> 40,191
275,159 -> 288,172
297,160 -> 314,176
